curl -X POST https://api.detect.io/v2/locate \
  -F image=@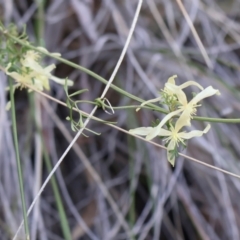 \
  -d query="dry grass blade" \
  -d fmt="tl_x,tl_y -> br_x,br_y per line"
2,1 -> 240,240
175,0 -> 213,68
